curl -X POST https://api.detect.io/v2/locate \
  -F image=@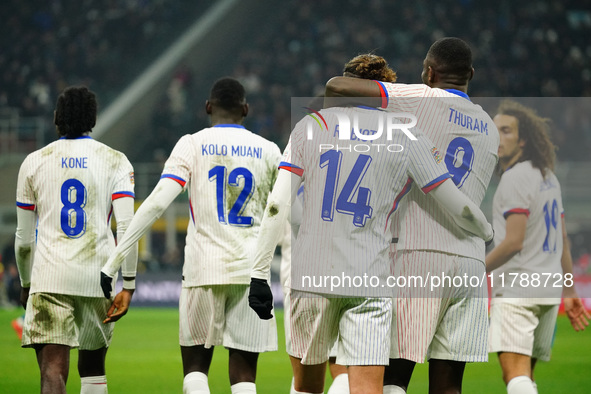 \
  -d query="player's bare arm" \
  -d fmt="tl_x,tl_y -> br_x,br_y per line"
103,288 -> 135,323
324,77 -> 383,109
325,76 -> 381,97
559,216 -> 590,331
485,213 -> 528,272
